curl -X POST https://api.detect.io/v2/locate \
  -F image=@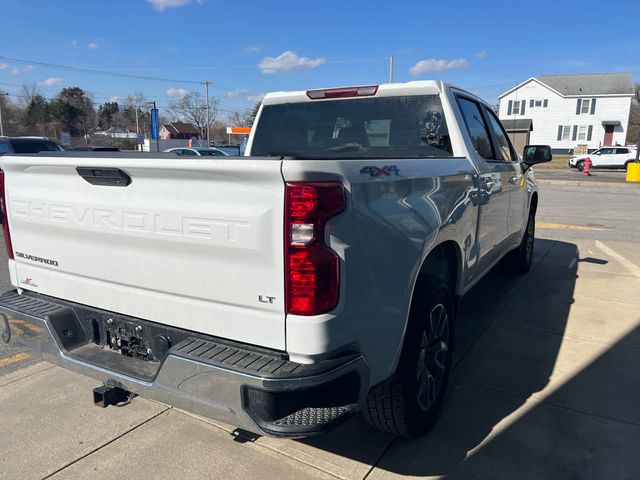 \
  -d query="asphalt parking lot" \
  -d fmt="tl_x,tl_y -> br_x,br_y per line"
1,180 -> 639,480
